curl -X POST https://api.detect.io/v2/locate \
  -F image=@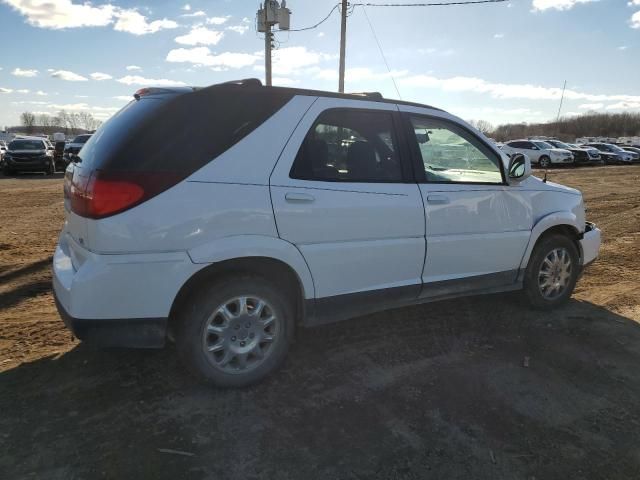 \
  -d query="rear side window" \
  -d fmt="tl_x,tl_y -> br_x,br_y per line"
79,86 -> 294,174
290,109 -> 403,182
